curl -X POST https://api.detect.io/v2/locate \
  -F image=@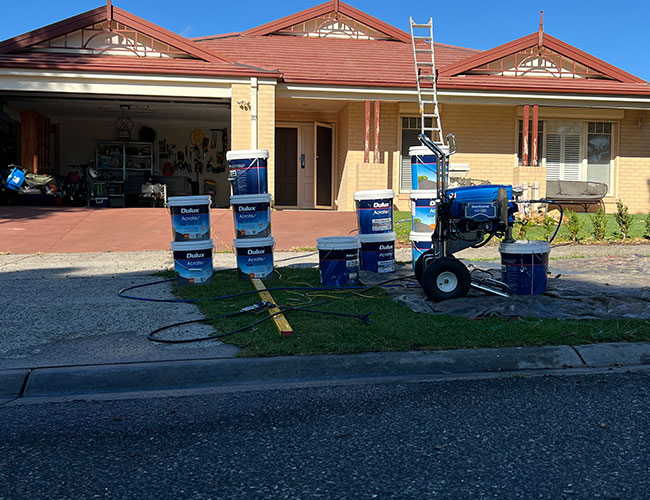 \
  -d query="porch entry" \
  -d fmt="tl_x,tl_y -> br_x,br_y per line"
274,123 -> 334,209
